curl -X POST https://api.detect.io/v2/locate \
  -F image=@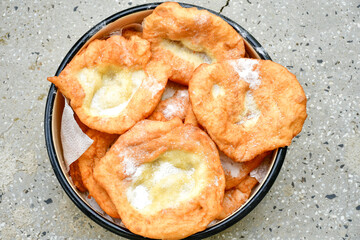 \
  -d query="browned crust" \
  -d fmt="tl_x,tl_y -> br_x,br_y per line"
48,35 -> 171,134
184,104 -> 200,127
69,161 -> 87,193
189,59 -> 307,162
74,113 -> 88,133
121,29 -> 143,39
217,175 -> 258,220
148,83 -> 189,121
77,129 -> 119,218
143,2 -> 245,85
93,118 -> 225,239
